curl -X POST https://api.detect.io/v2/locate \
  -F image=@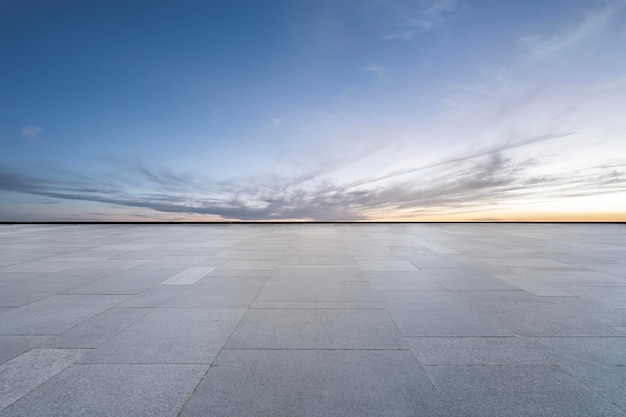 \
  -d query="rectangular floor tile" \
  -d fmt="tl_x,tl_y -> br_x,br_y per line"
0,295 -> 129,335
159,266 -> 216,285
380,291 -> 512,336
0,349 -> 85,411
256,280 -> 377,303
45,308 -> 151,348
82,308 -> 242,364
1,364 -> 208,417
226,308 -> 406,349
180,349 -> 448,417
425,365 -> 625,417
